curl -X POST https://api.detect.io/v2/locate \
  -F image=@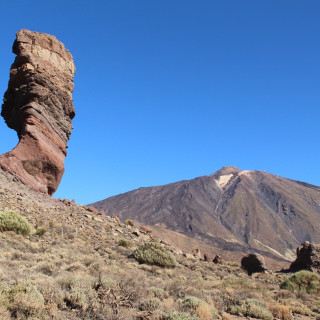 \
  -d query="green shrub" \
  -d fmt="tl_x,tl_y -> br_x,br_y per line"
118,238 -> 132,248
0,211 -> 31,236
162,311 -> 199,320
133,242 -> 177,268
280,270 -> 320,294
